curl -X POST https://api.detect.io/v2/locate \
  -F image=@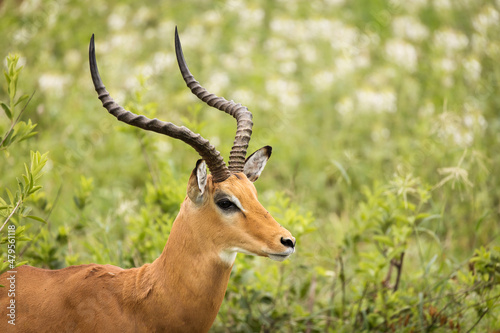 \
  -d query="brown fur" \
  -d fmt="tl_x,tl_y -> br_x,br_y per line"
0,173 -> 294,332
